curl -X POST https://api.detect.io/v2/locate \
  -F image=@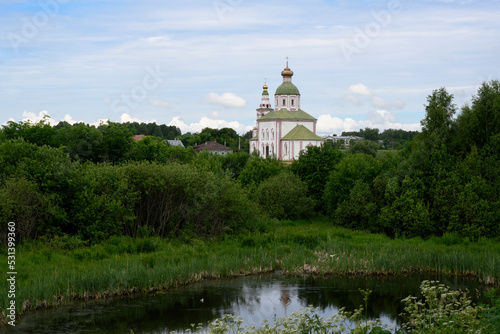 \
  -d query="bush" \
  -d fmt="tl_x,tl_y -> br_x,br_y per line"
69,163 -> 137,243
400,280 -> 486,333
257,171 -> 315,220
291,145 -> 343,212
0,178 -> 52,243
